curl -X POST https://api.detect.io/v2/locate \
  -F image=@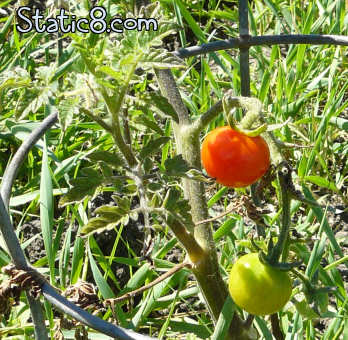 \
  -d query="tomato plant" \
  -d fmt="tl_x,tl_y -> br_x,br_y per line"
228,253 -> 292,316
201,126 -> 270,187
